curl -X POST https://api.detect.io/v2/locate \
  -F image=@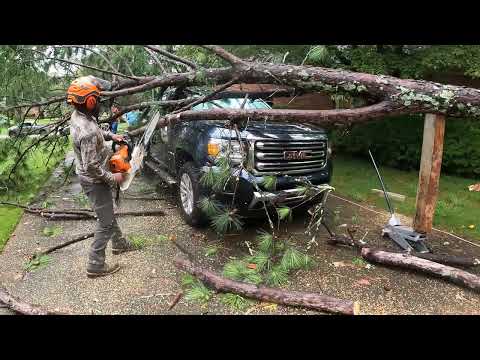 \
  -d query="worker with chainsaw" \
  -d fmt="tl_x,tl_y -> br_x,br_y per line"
67,76 -> 137,278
